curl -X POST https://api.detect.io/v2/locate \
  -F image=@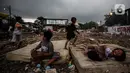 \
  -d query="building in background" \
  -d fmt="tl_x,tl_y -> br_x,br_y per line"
43,18 -> 68,31
106,8 -> 130,35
